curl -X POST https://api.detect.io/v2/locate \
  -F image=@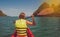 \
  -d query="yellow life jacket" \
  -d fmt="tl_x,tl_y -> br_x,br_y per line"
15,19 -> 27,35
